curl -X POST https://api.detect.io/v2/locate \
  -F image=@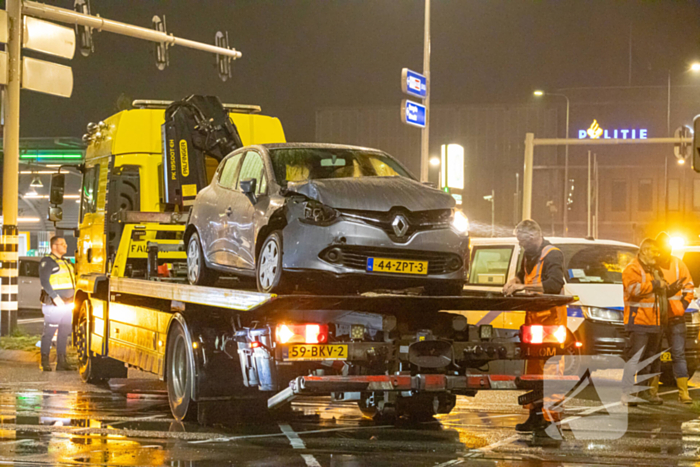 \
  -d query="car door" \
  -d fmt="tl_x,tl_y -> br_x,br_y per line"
200,152 -> 244,267
18,259 -> 42,310
225,150 -> 267,270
